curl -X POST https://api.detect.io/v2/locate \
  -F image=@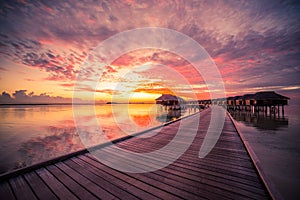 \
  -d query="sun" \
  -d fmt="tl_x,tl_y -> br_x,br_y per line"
129,92 -> 160,103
